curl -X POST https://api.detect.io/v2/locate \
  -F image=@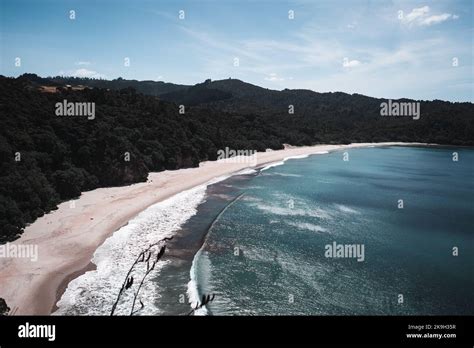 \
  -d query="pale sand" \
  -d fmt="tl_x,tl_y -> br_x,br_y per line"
0,142 -> 427,315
